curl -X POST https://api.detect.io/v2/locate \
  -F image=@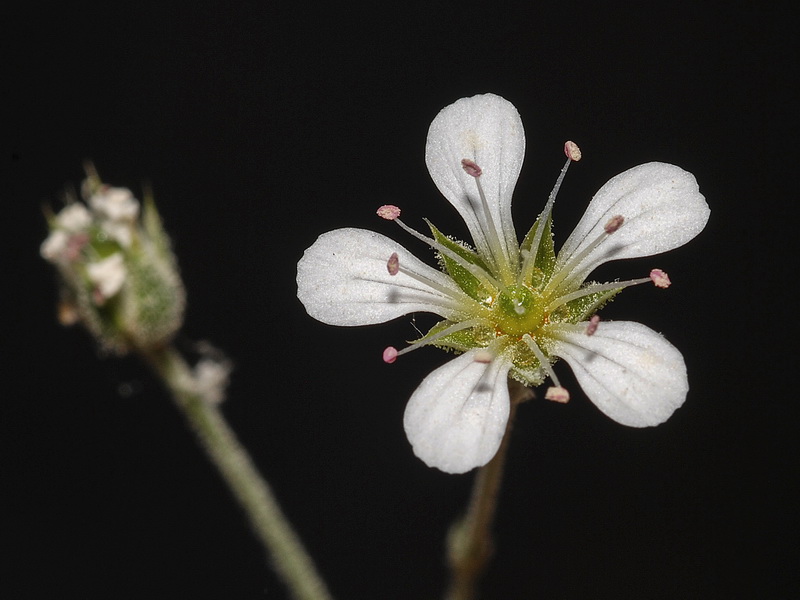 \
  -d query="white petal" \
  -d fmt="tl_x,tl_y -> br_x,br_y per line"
547,321 -> 688,427
297,228 -> 466,326
555,162 -> 710,290
403,350 -> 513,473
425,93 -> 524,268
